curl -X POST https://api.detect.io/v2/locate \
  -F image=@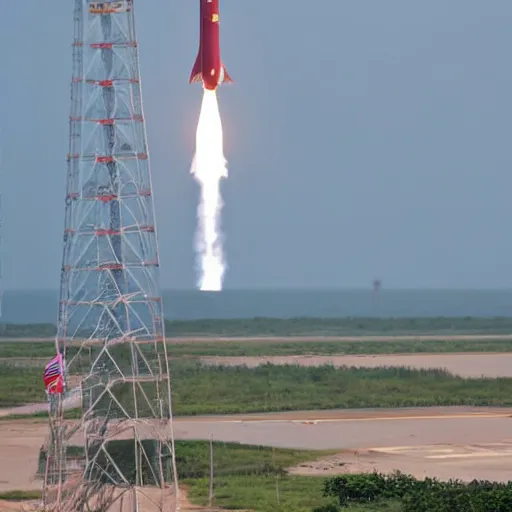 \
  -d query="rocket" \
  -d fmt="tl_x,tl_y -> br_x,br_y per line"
189,0 -> 233,91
